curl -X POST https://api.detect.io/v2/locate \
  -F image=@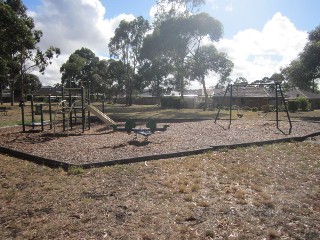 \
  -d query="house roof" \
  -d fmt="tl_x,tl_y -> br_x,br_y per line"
284,88 -> 320,100
31,86 -> 62,96
213,86 -> 277,98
